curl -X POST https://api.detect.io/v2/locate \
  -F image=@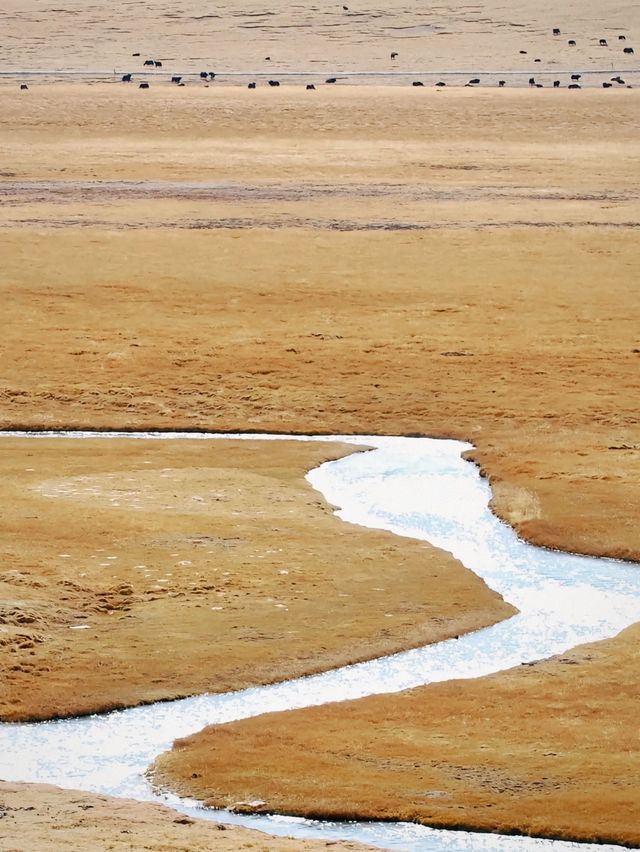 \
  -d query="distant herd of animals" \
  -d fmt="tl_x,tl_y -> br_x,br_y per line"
18,24 -> 636,91
124,26 -> 636,90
